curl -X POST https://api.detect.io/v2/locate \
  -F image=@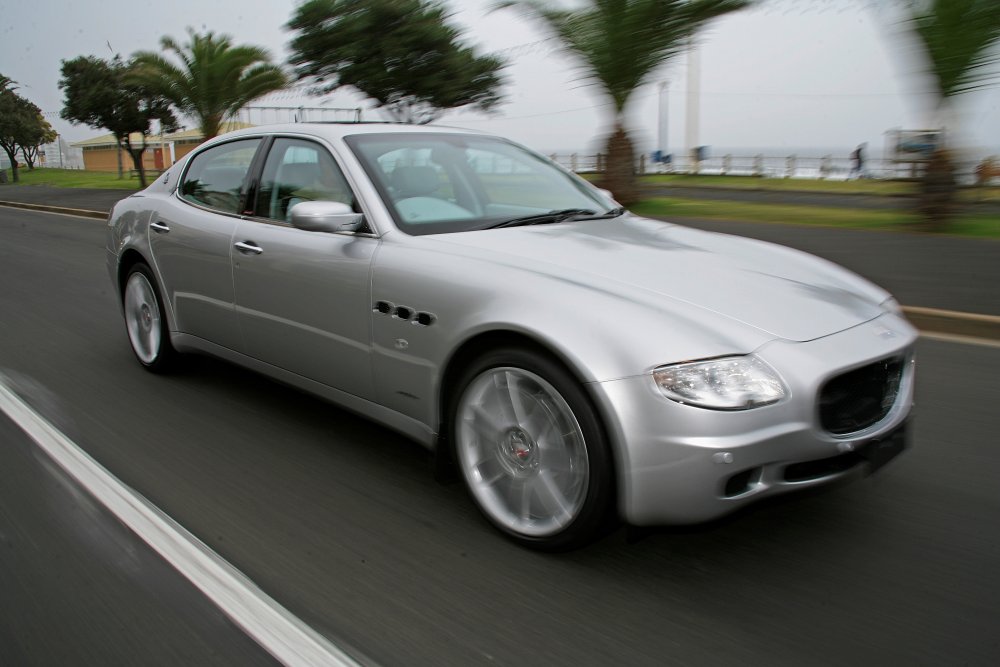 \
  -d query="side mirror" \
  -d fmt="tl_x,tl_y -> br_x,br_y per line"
597,188 -> 619,204
289,201 -> 365,233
